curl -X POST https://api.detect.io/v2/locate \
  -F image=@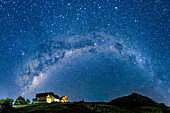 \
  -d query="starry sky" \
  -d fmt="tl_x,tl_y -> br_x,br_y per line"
0,0 -> 169,105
